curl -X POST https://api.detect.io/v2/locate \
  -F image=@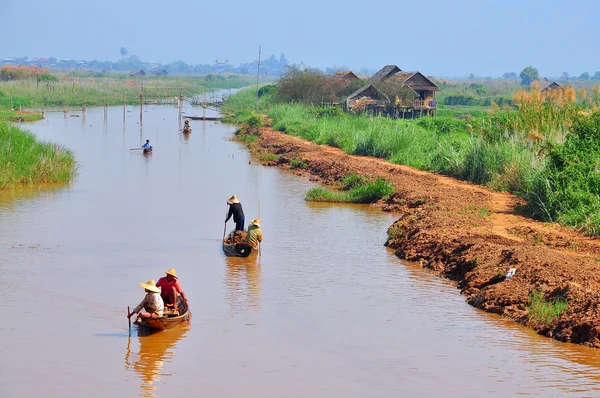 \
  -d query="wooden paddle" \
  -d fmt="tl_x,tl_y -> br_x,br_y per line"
223,202 -> 229,241
258,197 -> 262,258
129,148 -> 143,150
127,306 -> 131,331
